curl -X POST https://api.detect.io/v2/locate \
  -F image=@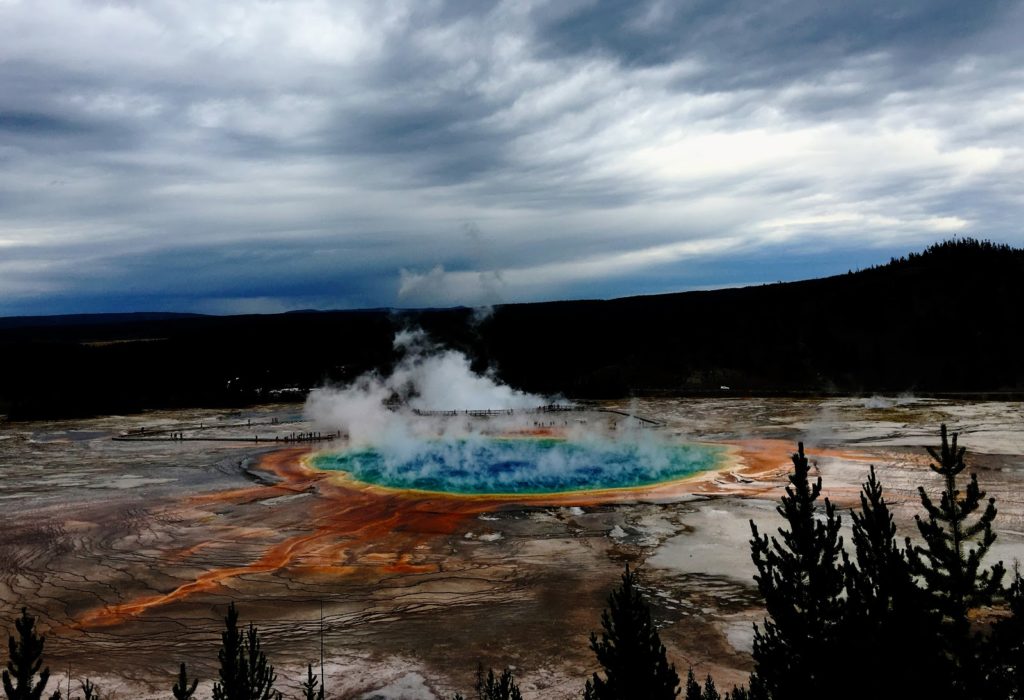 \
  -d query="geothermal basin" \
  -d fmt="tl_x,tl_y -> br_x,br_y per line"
2,397 -> 1023,699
